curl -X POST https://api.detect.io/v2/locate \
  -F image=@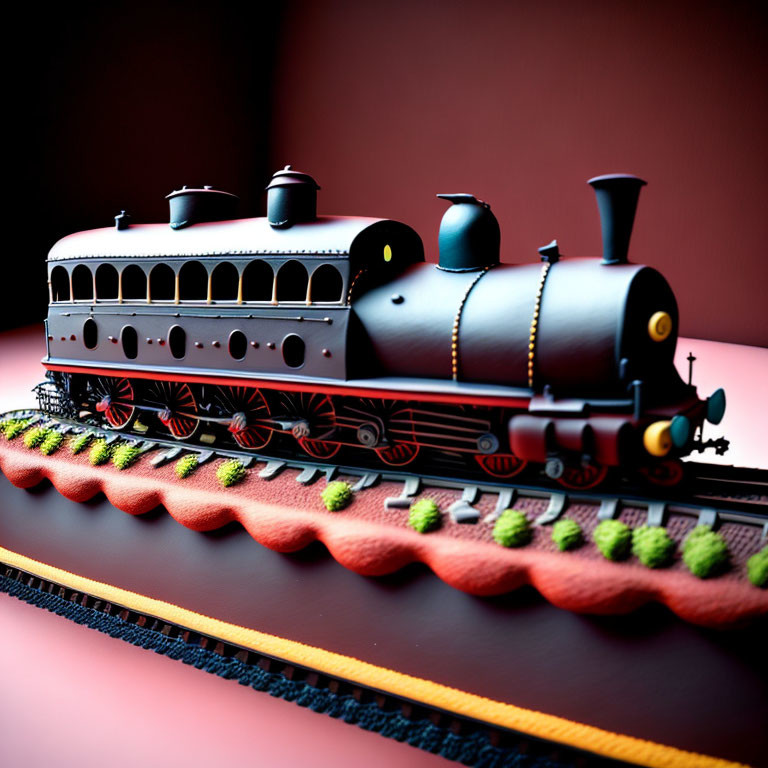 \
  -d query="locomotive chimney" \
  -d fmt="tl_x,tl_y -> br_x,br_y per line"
266,166 -> 320,228
588,174 -> 647,265
166,186 -> 239,230
436,194 -> 500,271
